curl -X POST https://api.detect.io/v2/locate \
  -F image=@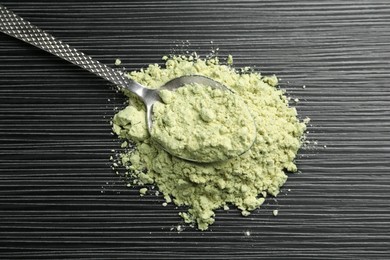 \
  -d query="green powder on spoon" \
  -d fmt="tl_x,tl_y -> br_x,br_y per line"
151,83 -> 256,163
